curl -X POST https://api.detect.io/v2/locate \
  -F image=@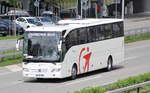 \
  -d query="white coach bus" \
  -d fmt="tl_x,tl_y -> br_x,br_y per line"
17,18 -> 124,79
